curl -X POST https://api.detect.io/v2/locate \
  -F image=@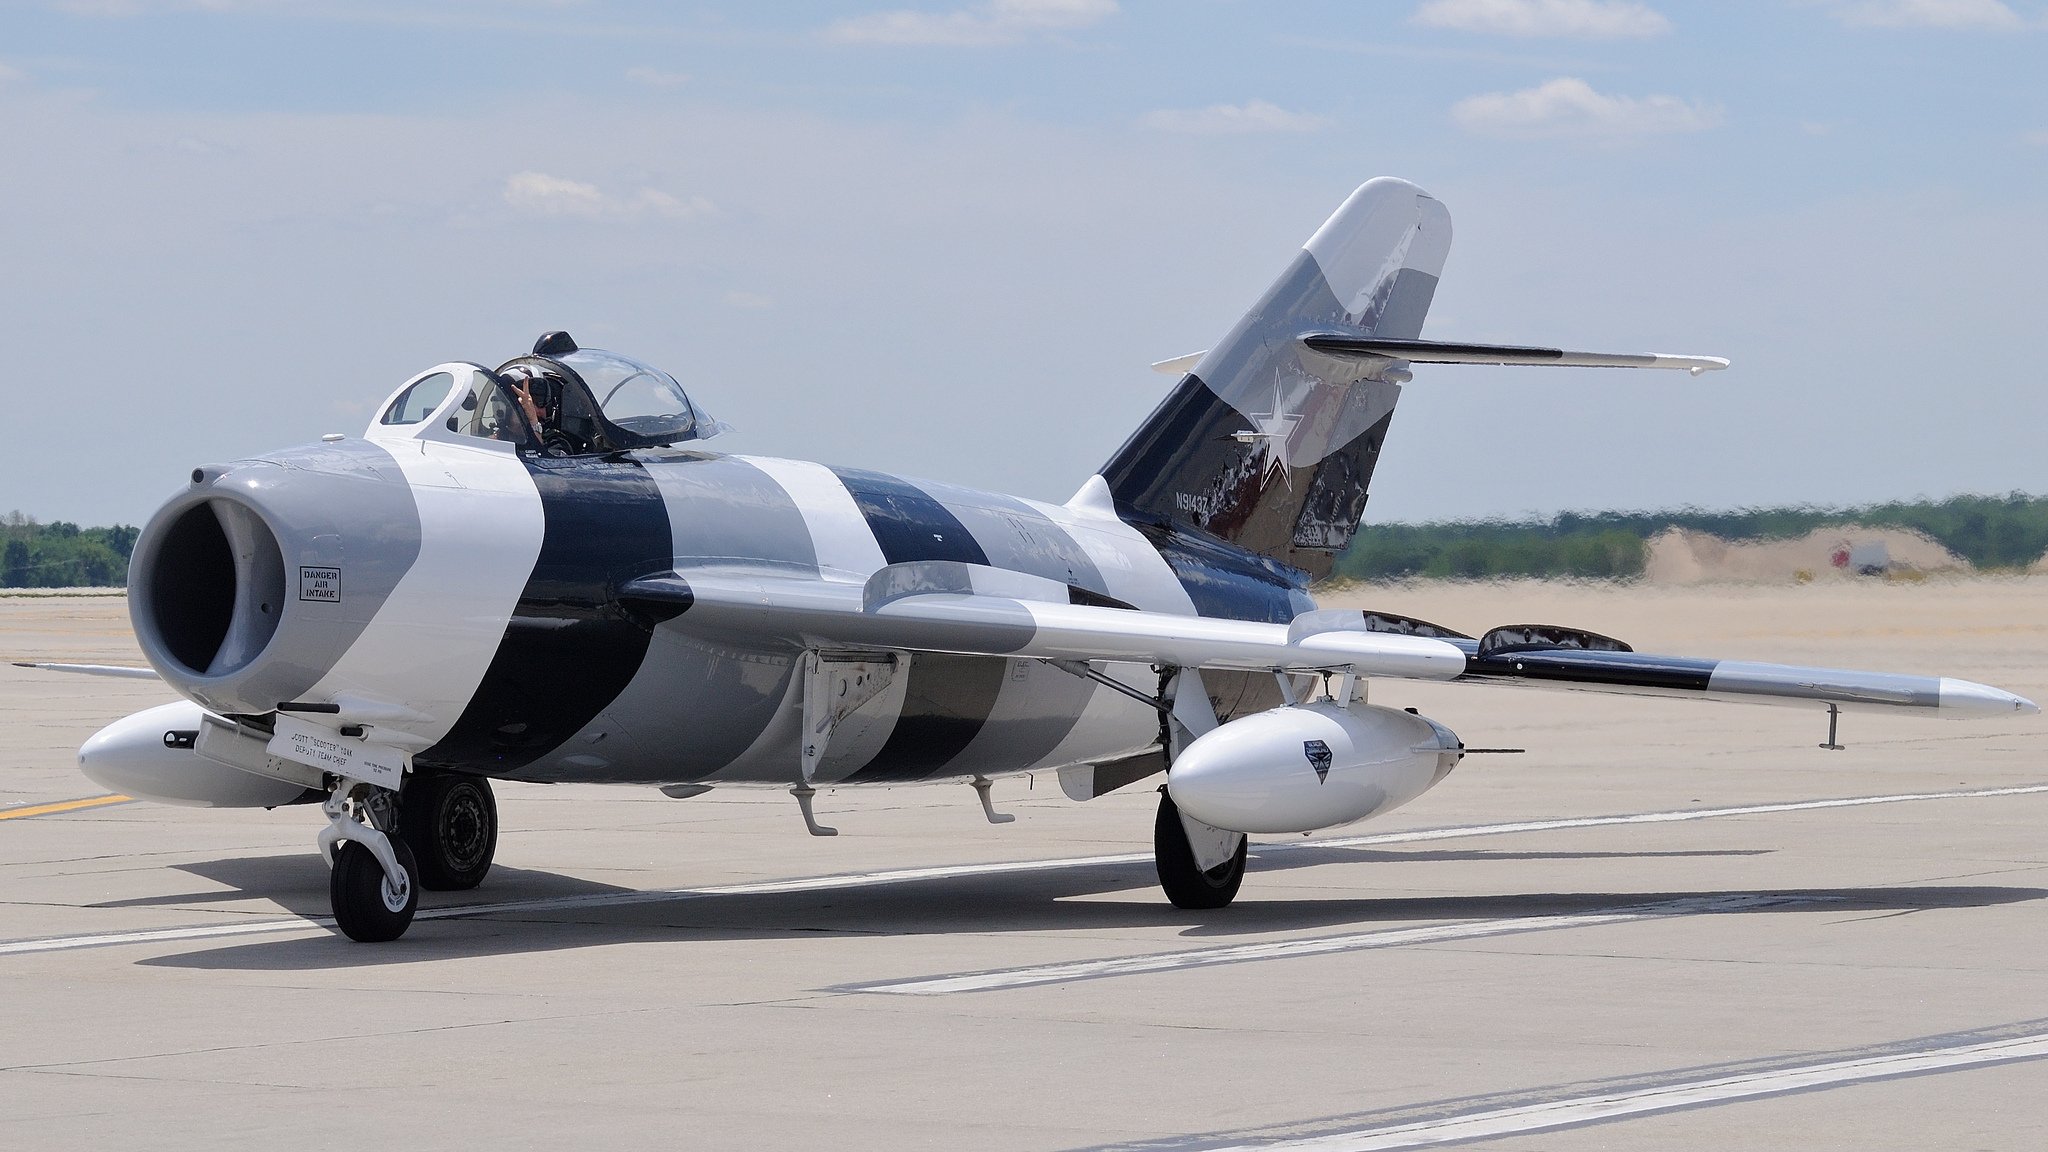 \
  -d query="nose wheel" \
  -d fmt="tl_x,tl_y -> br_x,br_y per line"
320,779 -> 421,942
331,837 -> 419,942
